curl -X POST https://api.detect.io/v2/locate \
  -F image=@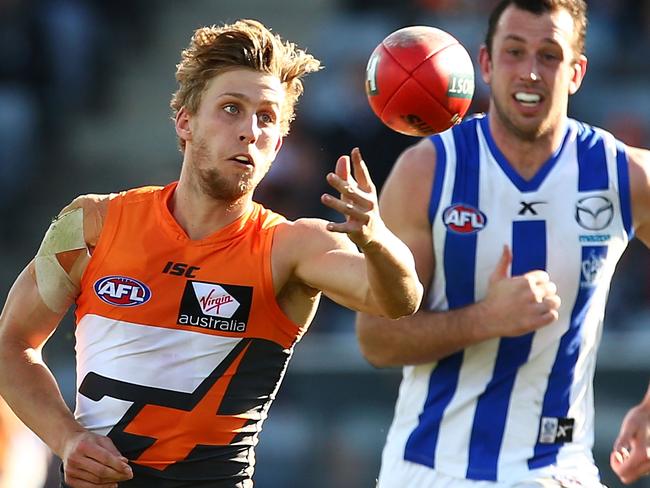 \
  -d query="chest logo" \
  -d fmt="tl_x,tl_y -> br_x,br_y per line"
443,204 -> 487,234
575,196 -> 613,231
518,201 -> 546,216
94,276 -> 152,307
177,281 -> 253,333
